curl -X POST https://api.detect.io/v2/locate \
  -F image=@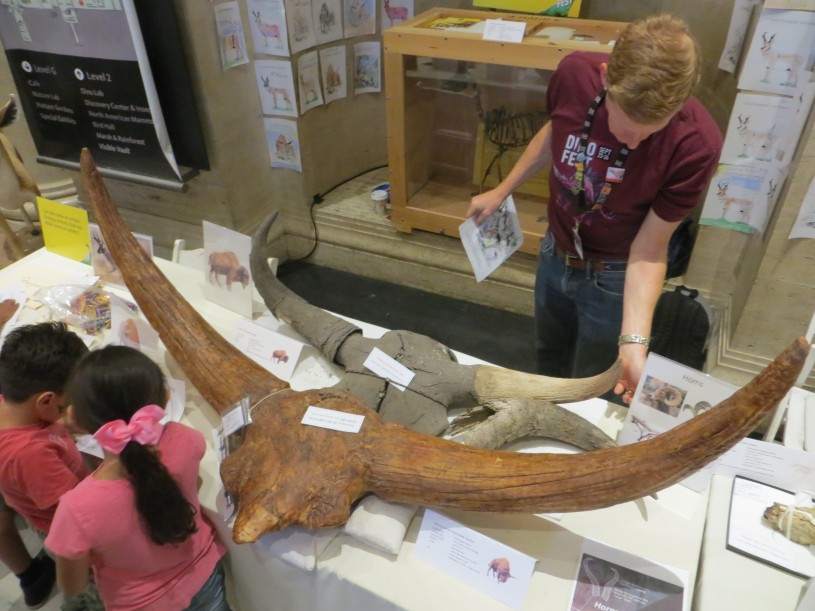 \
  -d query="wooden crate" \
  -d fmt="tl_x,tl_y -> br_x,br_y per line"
384,8 -> 625,255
